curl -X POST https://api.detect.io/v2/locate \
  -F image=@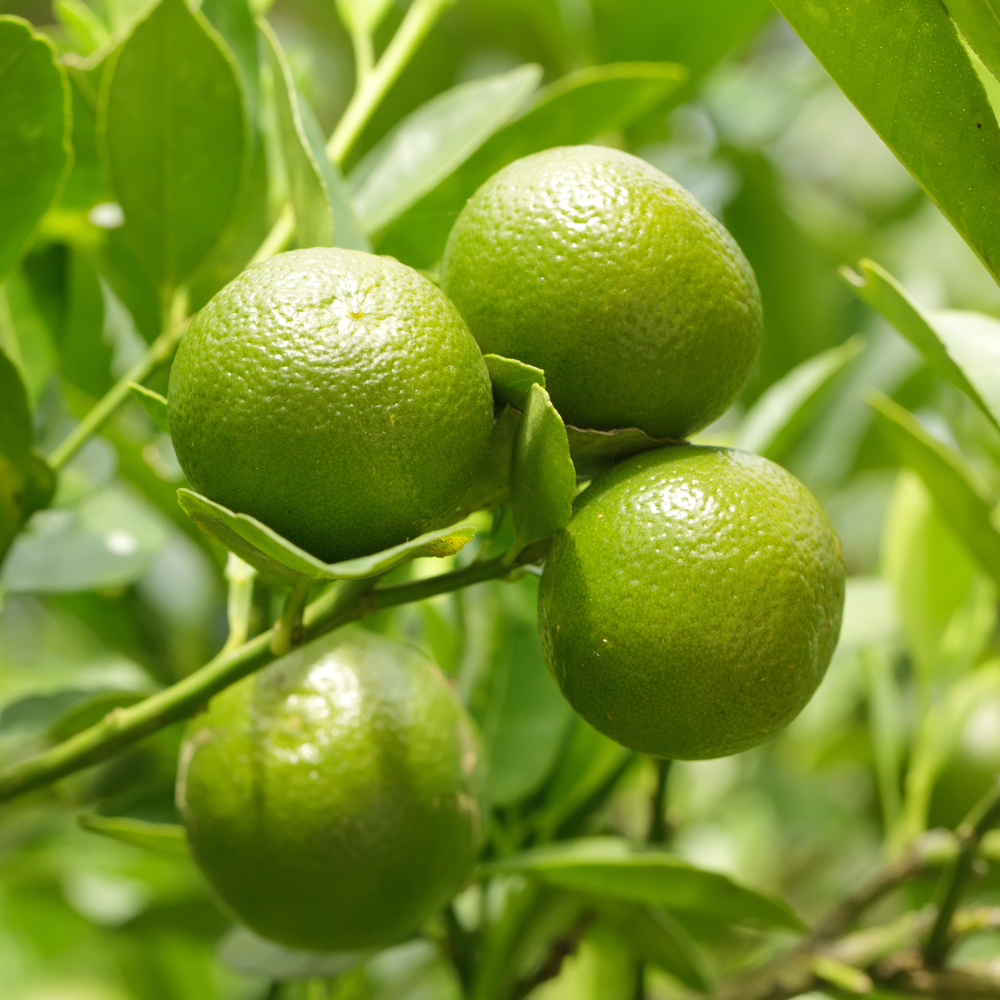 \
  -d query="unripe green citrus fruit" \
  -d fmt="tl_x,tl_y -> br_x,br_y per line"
440,145 -> 763,440
538,446 -> 845,760
168,248 -> 493,563
176,627 -> 485,952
